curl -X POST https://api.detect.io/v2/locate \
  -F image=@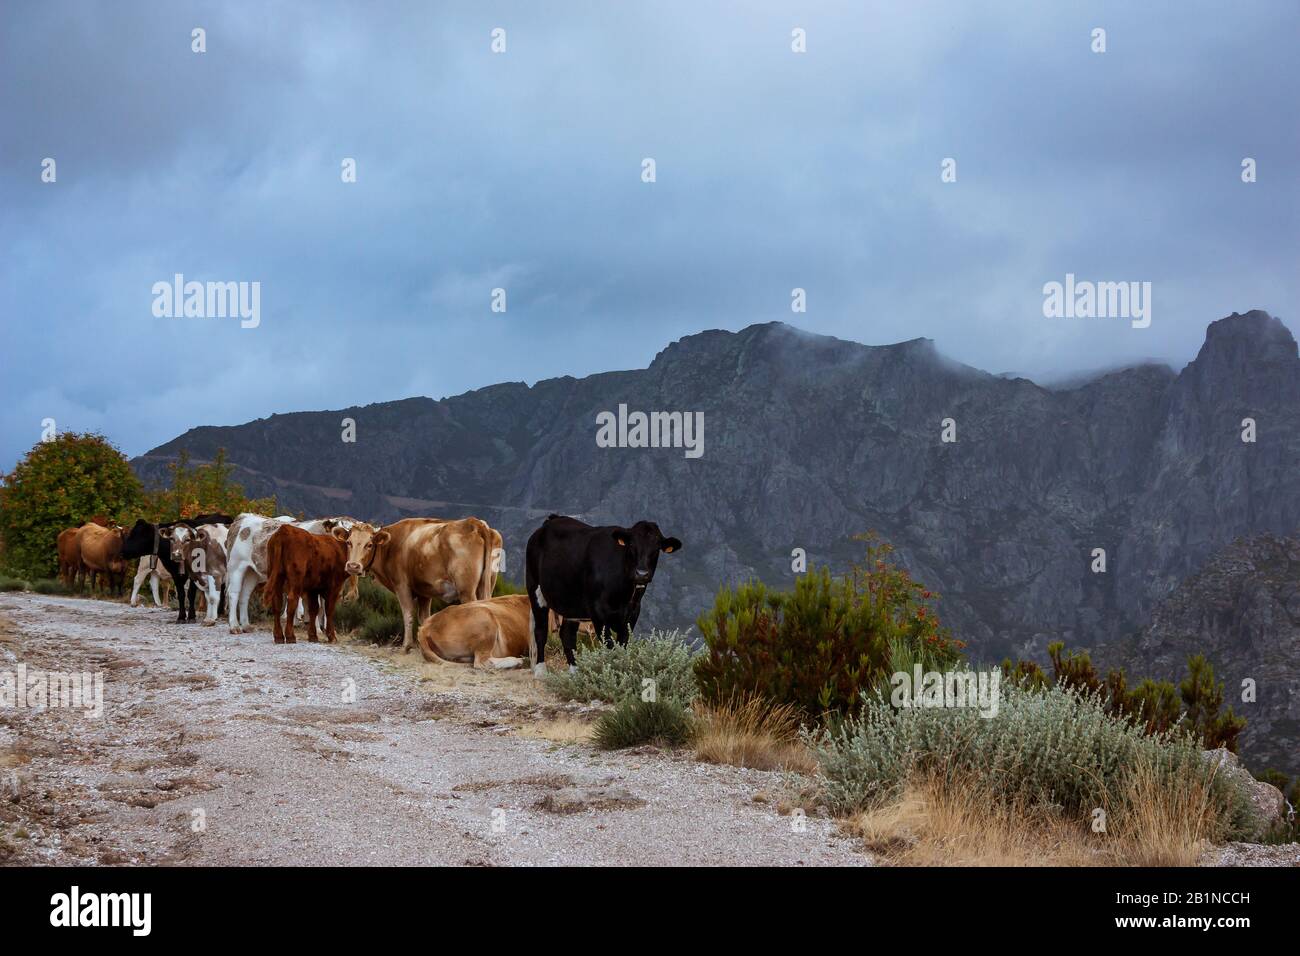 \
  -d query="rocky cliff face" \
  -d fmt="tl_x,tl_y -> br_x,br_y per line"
1100,533 -> 1300,778
133,310 -> 1300,665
